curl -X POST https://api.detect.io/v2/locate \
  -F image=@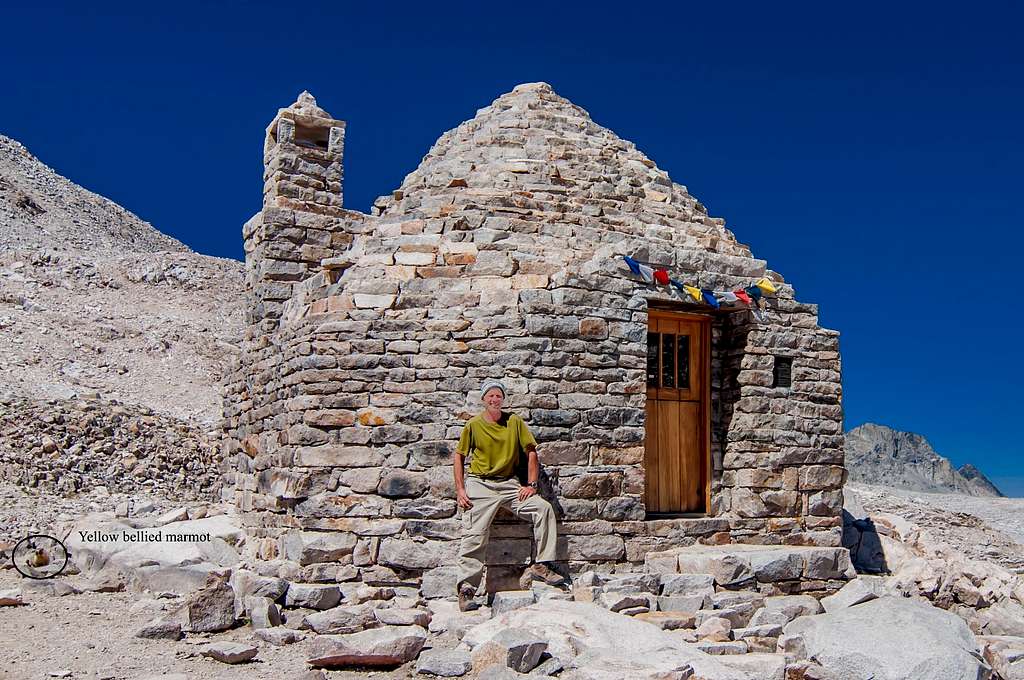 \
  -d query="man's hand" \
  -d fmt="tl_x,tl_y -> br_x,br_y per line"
457,487 -> 473,510
518,485 -> 536,503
